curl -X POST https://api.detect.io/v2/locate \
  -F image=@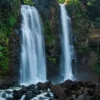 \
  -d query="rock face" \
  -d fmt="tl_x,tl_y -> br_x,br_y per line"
33,0 -> 61,80
89,28 -> 100,44
1,80 -> 100,100
49,84 -> 67,99
9,32 -> 20,79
